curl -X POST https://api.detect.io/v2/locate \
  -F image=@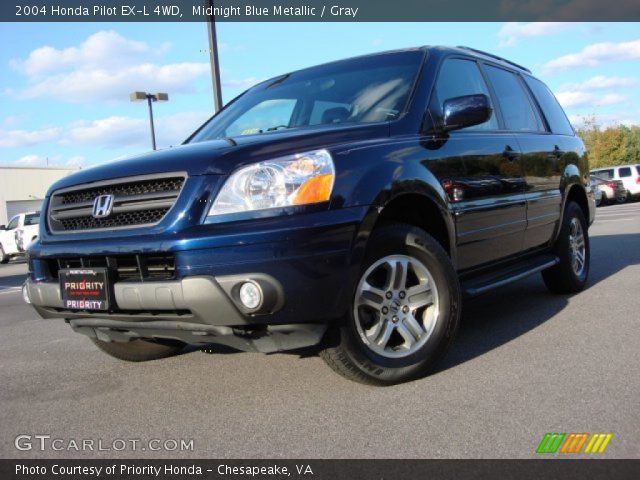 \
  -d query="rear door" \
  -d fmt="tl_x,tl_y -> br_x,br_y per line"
484,68 -> 572,250
427,57 -> 526,269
